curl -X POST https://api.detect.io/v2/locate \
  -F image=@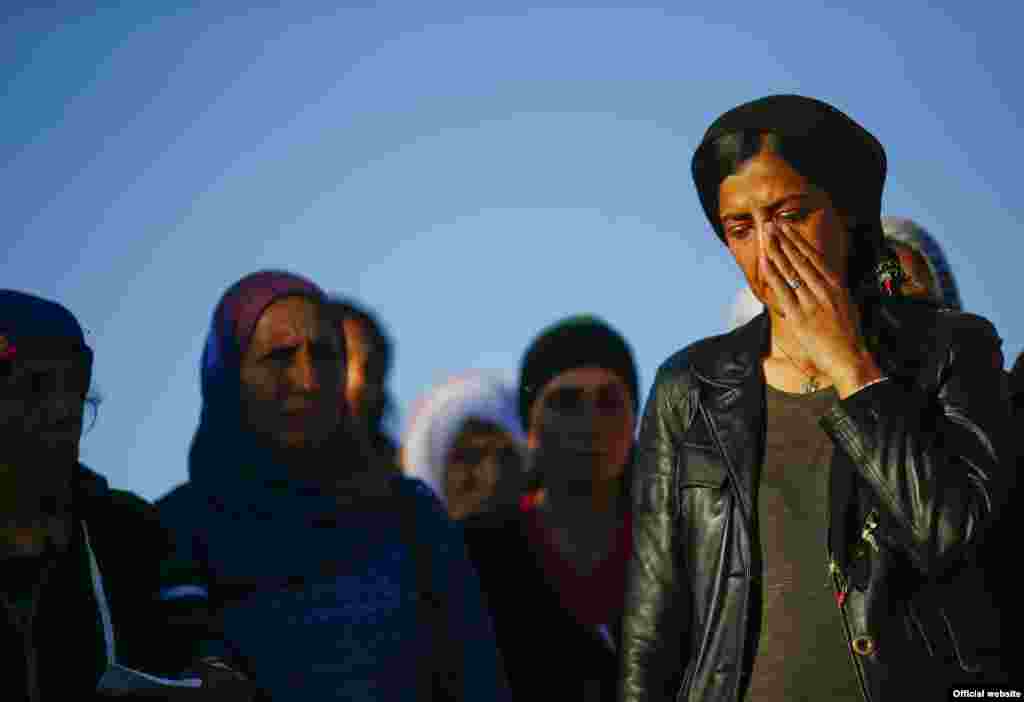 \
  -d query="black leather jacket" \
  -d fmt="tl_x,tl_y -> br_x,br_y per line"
619,299 -> 1013,702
